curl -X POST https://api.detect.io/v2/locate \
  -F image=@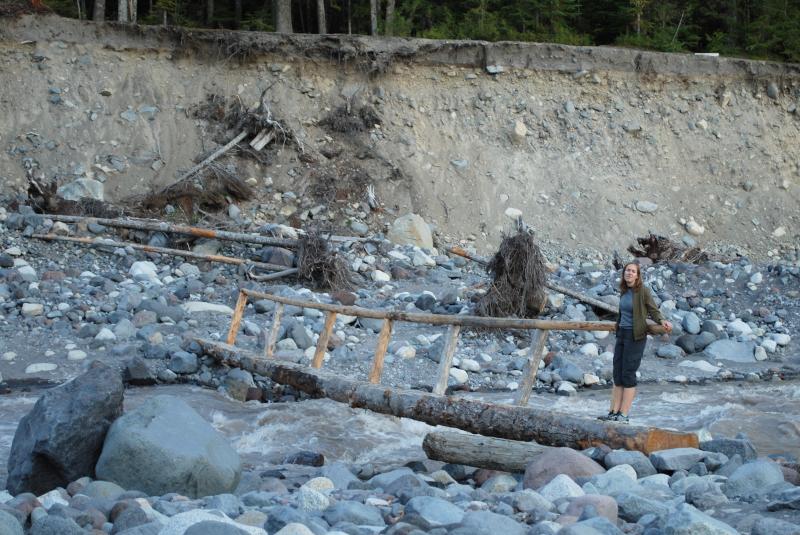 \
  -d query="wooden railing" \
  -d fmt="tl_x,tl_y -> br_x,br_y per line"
225,288 -> 639,405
